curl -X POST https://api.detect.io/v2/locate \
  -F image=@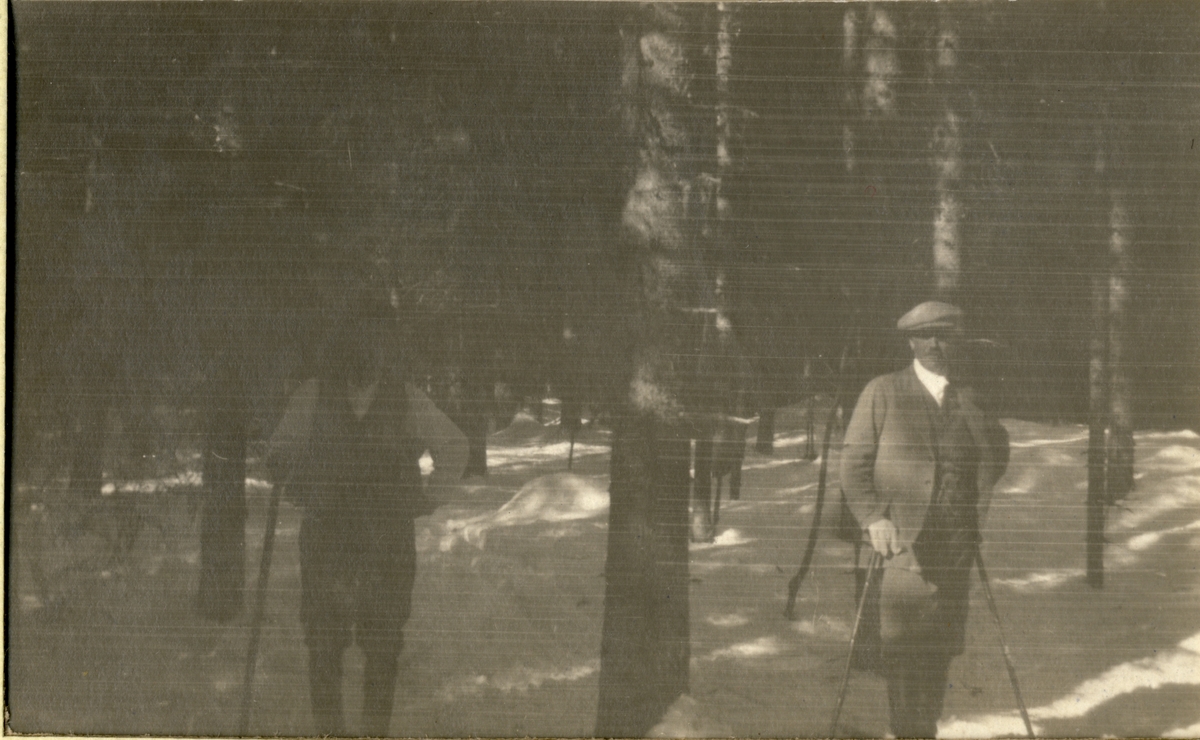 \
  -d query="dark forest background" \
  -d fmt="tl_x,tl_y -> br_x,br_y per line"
13,2 -> 1198,446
